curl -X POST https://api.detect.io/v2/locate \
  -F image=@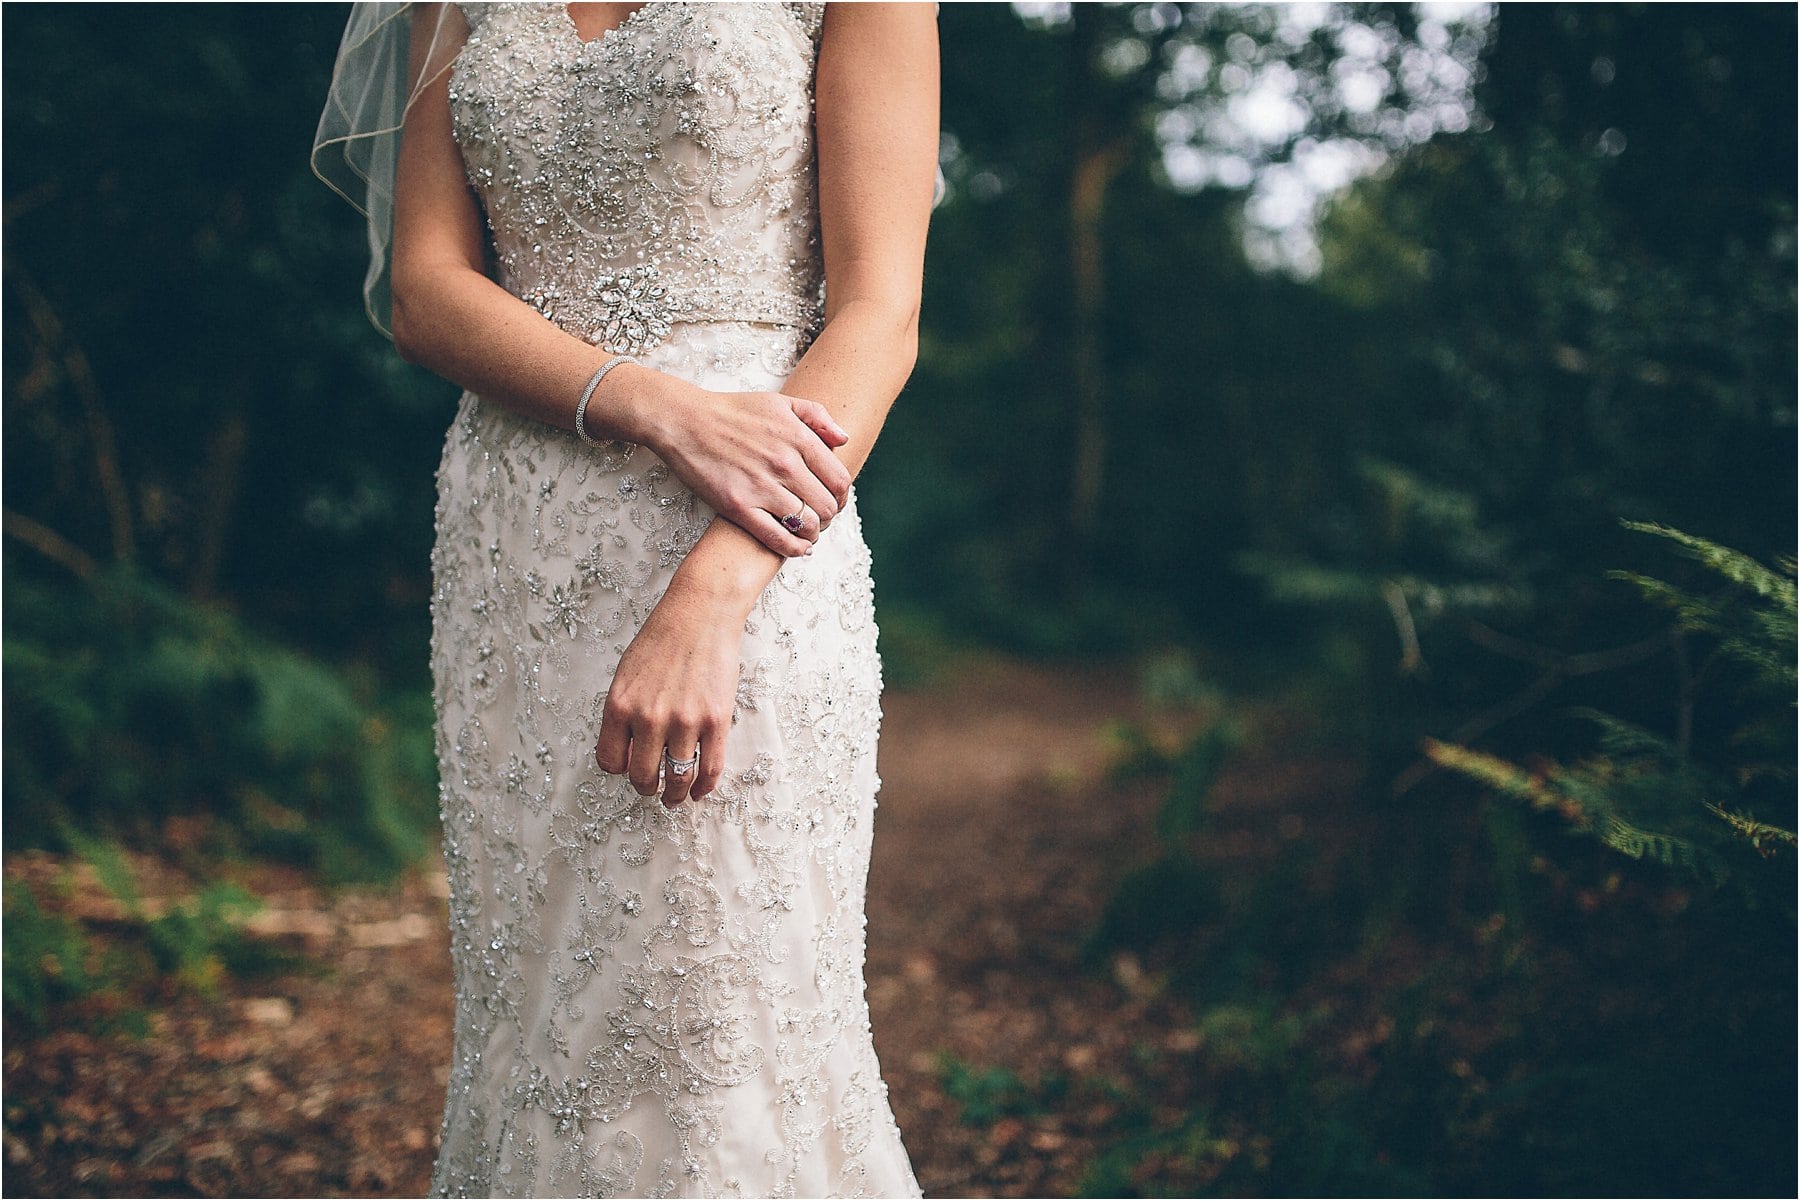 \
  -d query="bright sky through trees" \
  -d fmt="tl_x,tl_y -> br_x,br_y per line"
1006,1 -> 1494,275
